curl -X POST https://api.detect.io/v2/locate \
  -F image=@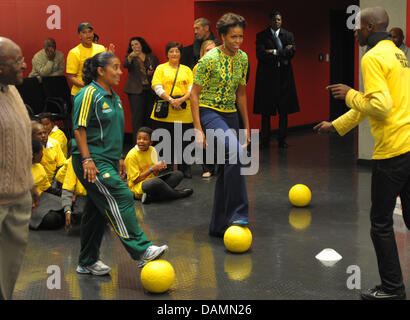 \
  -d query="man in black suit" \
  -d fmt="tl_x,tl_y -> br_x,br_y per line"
253,10 -> 300,149
181,17 -> 220,69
